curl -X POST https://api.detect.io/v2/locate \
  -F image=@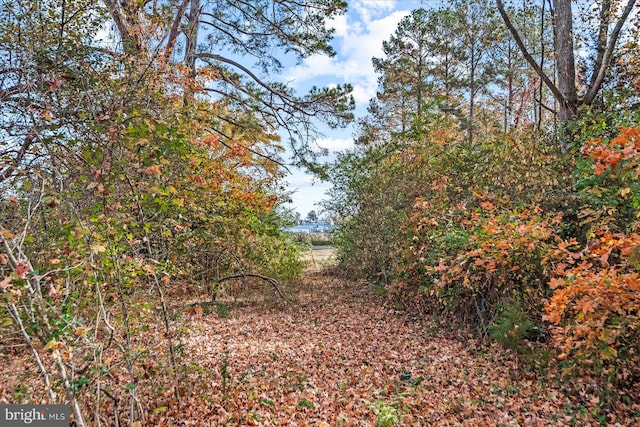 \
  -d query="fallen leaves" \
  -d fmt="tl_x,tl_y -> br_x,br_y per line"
170,273 -> 625,425
2,272 -> 637,425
